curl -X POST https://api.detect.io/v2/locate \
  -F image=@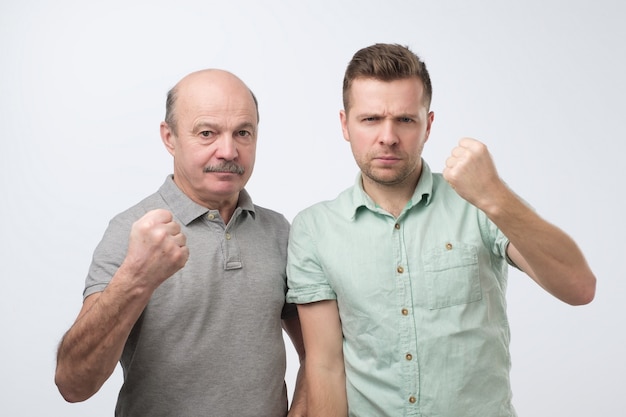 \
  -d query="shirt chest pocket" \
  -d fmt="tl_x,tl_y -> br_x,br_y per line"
422,242 -> 482,309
